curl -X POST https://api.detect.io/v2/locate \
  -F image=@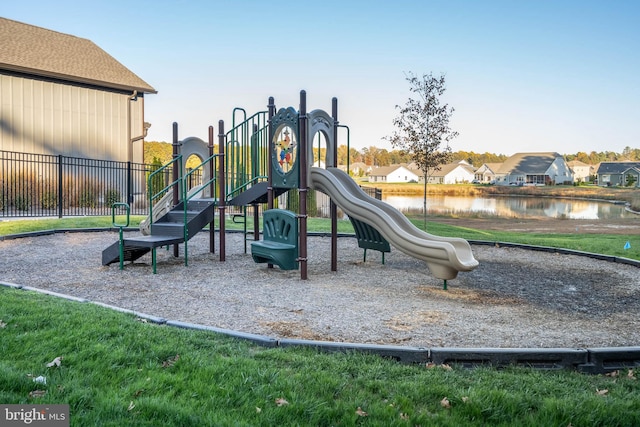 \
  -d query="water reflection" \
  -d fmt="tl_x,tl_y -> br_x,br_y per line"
382,195 -> 632,220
